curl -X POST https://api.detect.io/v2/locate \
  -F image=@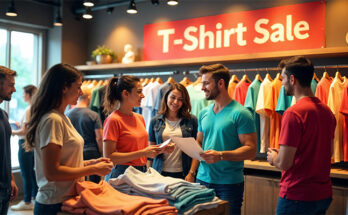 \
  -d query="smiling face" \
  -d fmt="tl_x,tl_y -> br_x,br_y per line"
167,89 -> 184,115
202,73 -> 220,100
0,75 -> 16,102
126,81 -> 144,107
63,77 -> 83,106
